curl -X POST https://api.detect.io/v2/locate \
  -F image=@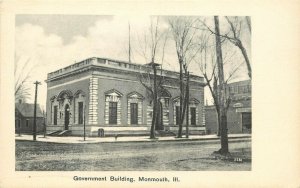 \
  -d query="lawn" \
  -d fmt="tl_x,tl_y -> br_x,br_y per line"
16,139 -> 251,171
